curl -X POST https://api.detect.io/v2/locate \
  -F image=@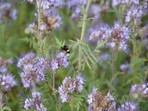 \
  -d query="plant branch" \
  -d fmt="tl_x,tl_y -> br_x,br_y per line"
78,0 -> 92,72
80,0 -> 92,41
